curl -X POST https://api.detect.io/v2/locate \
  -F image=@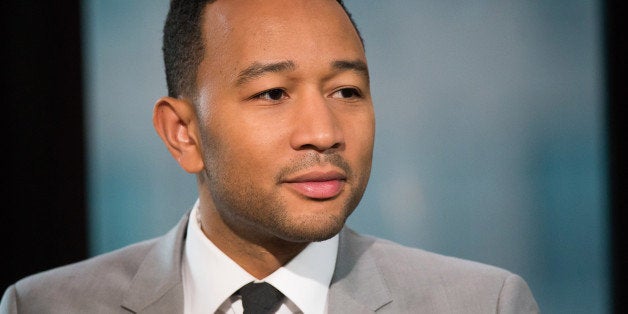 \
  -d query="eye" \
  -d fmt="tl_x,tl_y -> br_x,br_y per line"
253,88 -> 288,101
331,87 -> 362,100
